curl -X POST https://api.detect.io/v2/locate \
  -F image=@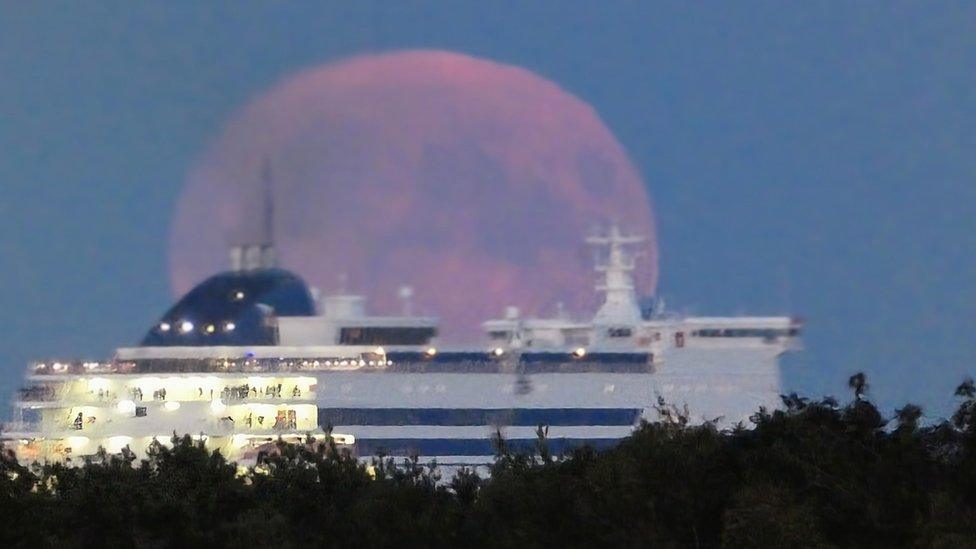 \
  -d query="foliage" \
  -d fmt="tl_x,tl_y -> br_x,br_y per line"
3,374 -> 976,547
